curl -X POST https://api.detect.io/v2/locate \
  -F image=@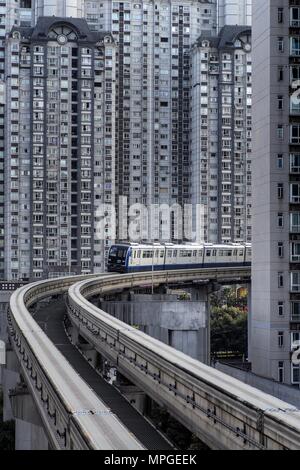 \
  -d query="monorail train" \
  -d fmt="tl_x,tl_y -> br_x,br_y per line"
107,243 -> 252,273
